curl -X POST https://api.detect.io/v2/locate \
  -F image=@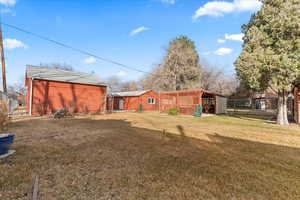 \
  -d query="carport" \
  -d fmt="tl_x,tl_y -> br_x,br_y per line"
159,89 -> 227,115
